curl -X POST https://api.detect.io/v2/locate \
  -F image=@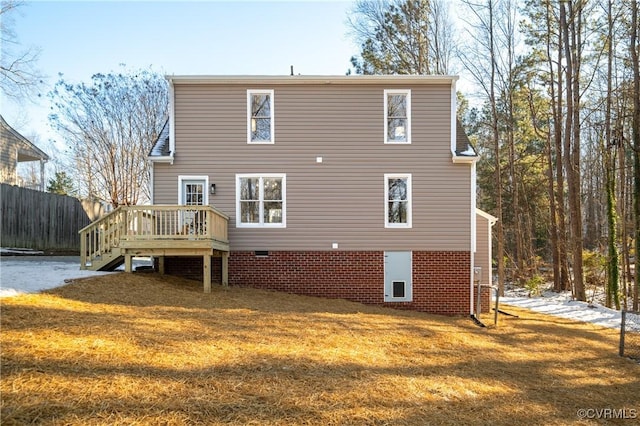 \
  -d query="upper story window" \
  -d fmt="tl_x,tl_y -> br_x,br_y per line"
248,90 -> 274,144
236,174 -> 286,228
385,174 -> 412,228
384,90 -> 411,144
